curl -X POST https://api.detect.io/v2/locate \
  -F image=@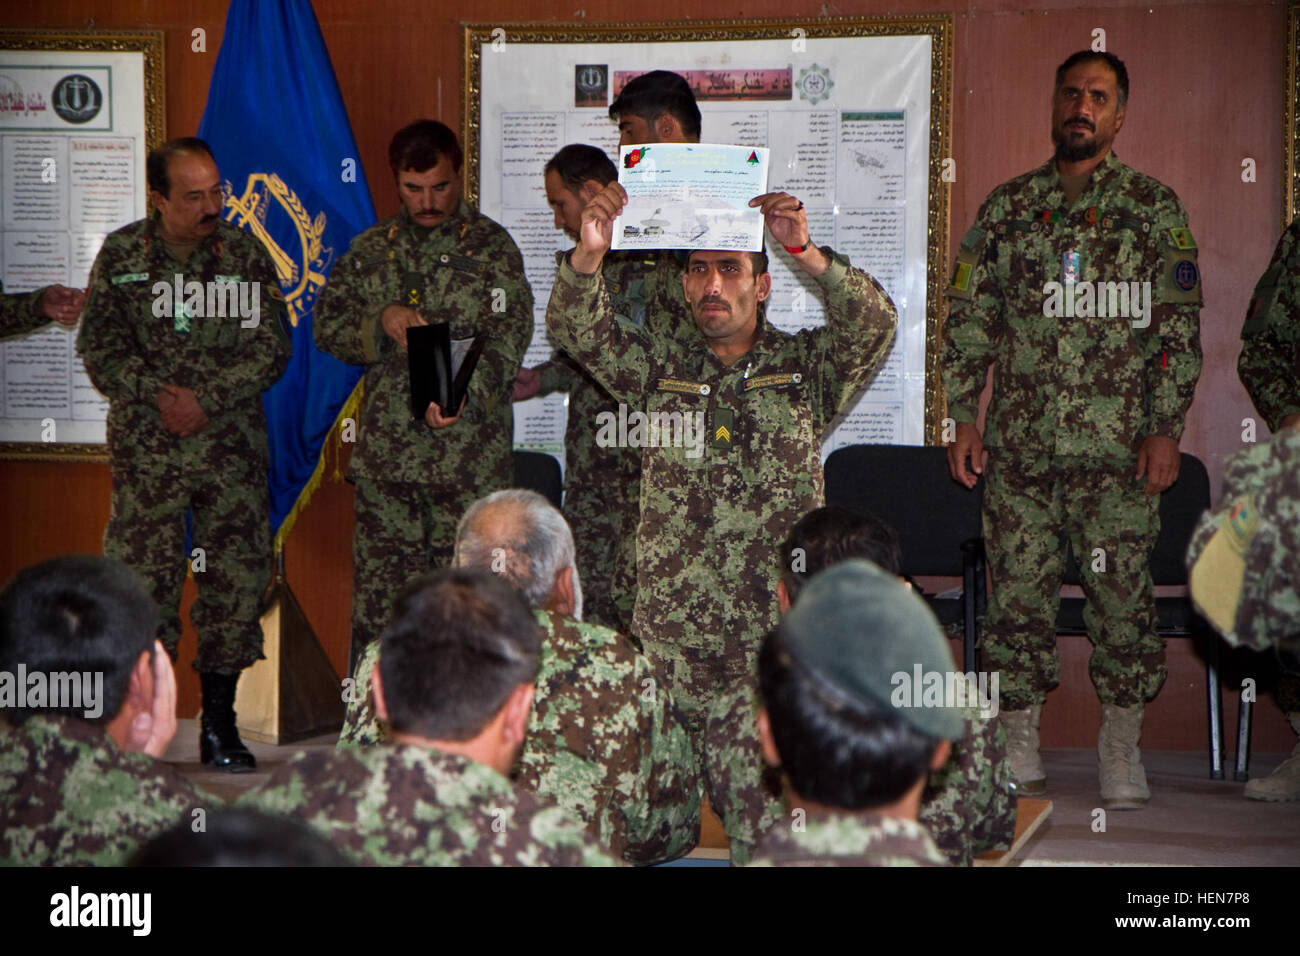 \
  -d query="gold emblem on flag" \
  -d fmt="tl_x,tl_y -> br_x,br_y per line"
223,173 -> 333,327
